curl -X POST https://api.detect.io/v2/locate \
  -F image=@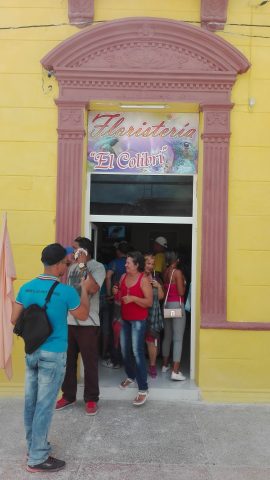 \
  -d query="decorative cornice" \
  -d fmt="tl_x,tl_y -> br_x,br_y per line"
57,77 -> 234,92
57,130 -> 85,140
68,0 -> 94,27
201,133 -> 230,143
201,0 -> 229,32
41,18 -> 250,77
